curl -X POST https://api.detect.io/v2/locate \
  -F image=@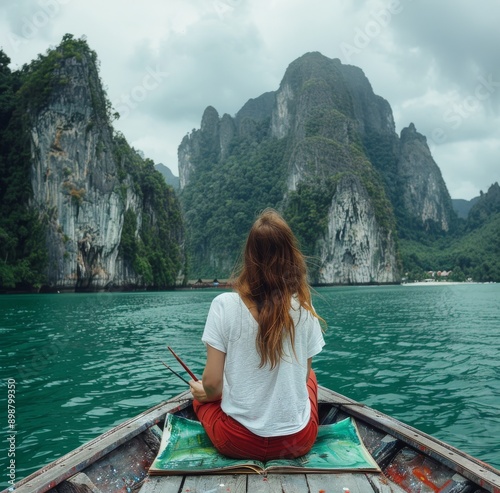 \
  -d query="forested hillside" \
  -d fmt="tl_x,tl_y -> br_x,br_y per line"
181,123 -> 288,276
178,53 -> 463,284
0,36 -> 184,292
2,41 -> 498,289
401,183 -> 500,281
0,50 -> 47,289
